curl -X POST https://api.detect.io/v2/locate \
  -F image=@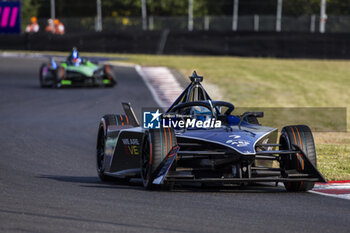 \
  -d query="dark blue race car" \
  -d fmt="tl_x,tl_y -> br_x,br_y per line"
96,72 -> 326,191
